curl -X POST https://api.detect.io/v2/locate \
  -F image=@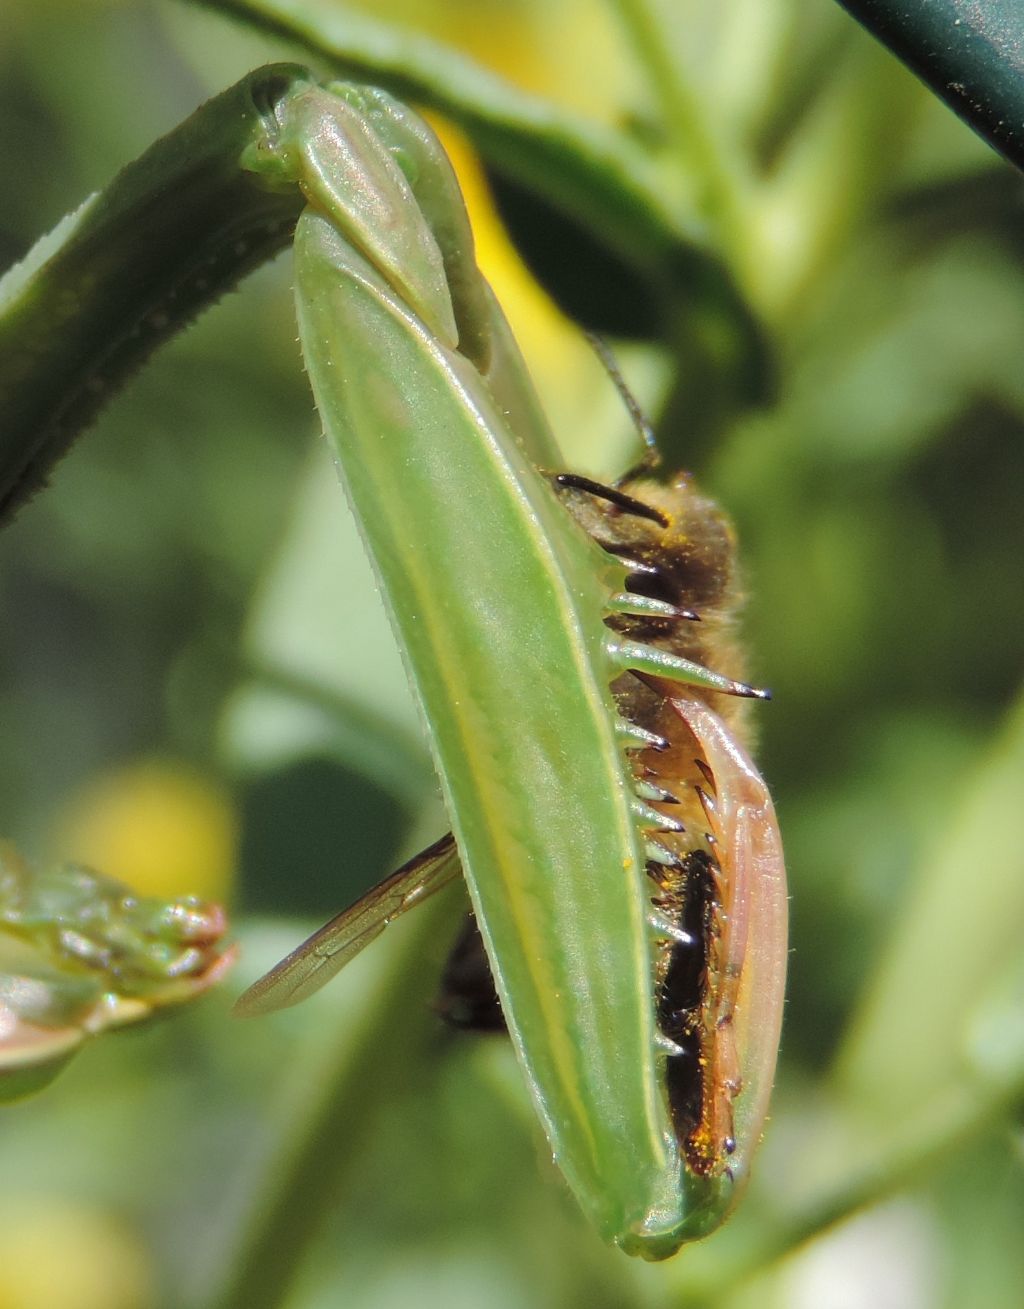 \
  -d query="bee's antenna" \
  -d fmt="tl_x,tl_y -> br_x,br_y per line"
584,330 -> 661,480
